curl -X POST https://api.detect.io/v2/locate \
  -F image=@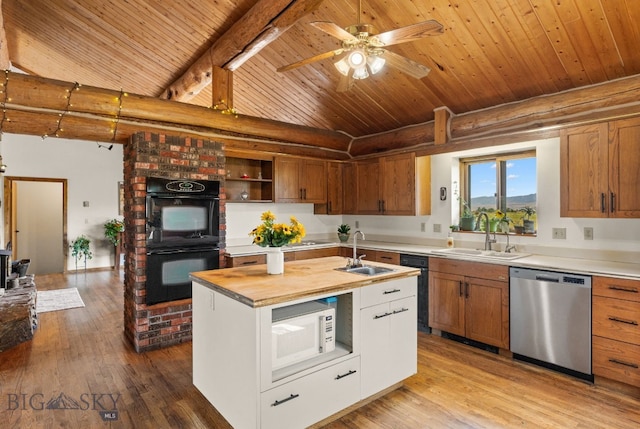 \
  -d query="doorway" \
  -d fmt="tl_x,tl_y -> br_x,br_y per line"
3,177 -> 67,275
